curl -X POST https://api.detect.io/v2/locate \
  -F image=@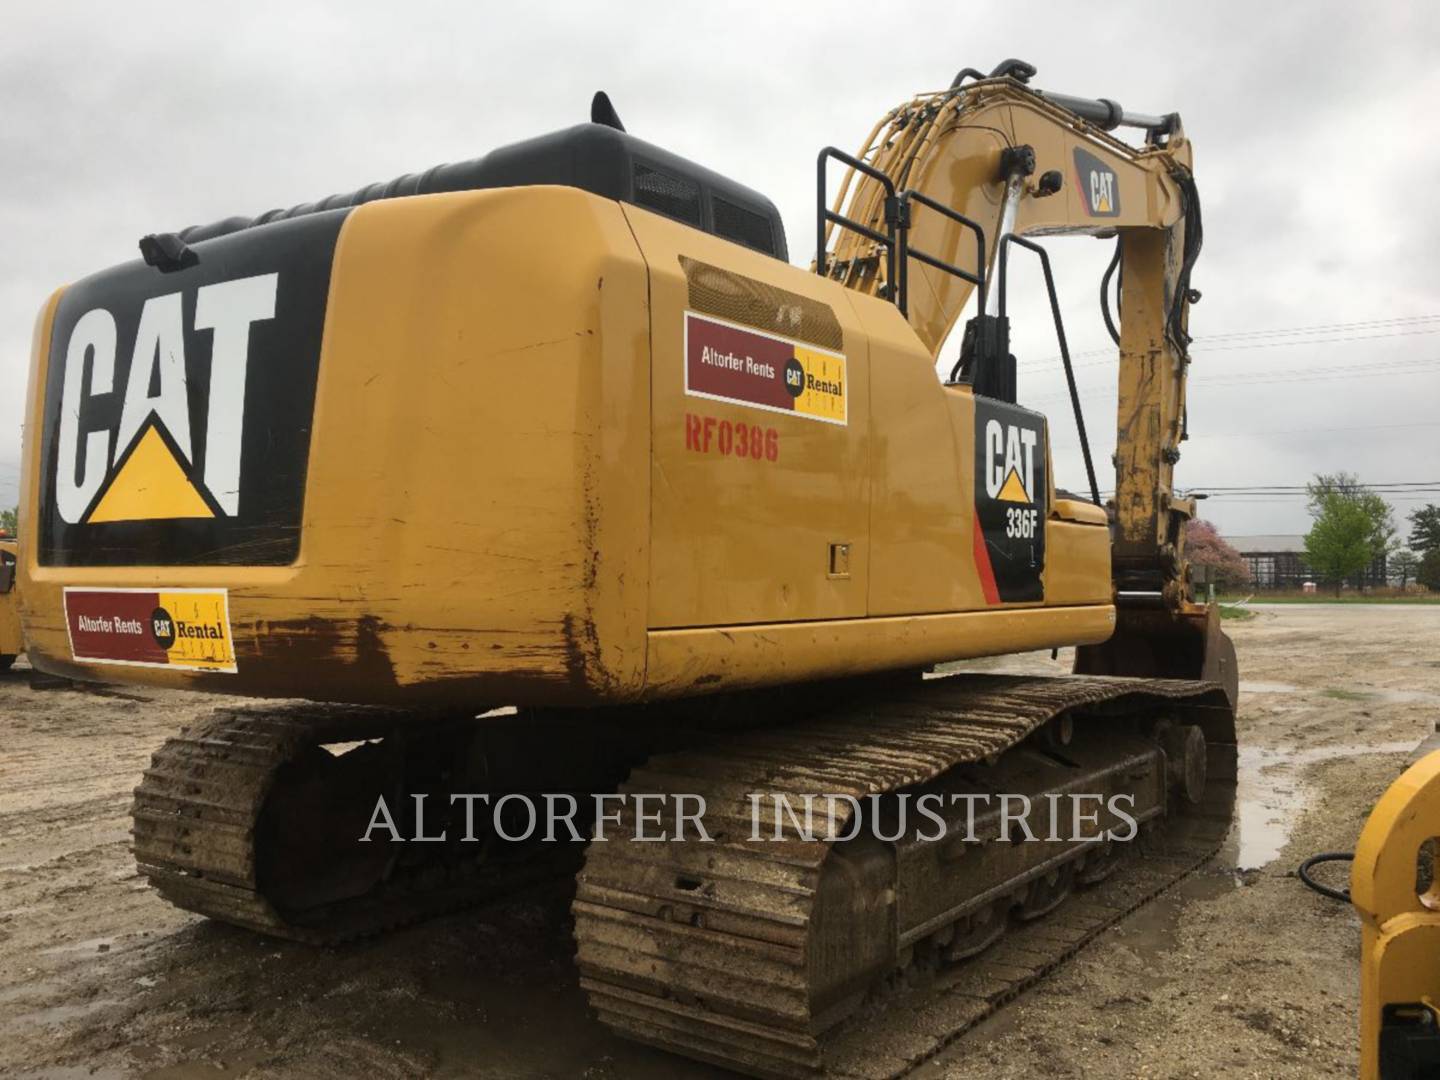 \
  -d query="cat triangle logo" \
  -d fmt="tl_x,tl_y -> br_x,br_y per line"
86,419 -> 219,524
996,468 -> 1031,504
